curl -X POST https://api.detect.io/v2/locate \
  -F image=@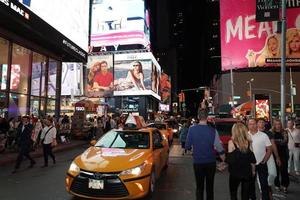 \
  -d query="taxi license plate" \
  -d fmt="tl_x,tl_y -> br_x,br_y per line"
88,179 -> 104,190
